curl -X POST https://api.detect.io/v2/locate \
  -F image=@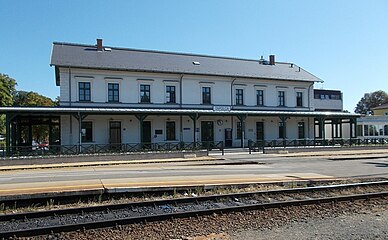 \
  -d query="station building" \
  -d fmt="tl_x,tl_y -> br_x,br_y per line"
356,102 -> 388,139
0,39 -> 359,153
